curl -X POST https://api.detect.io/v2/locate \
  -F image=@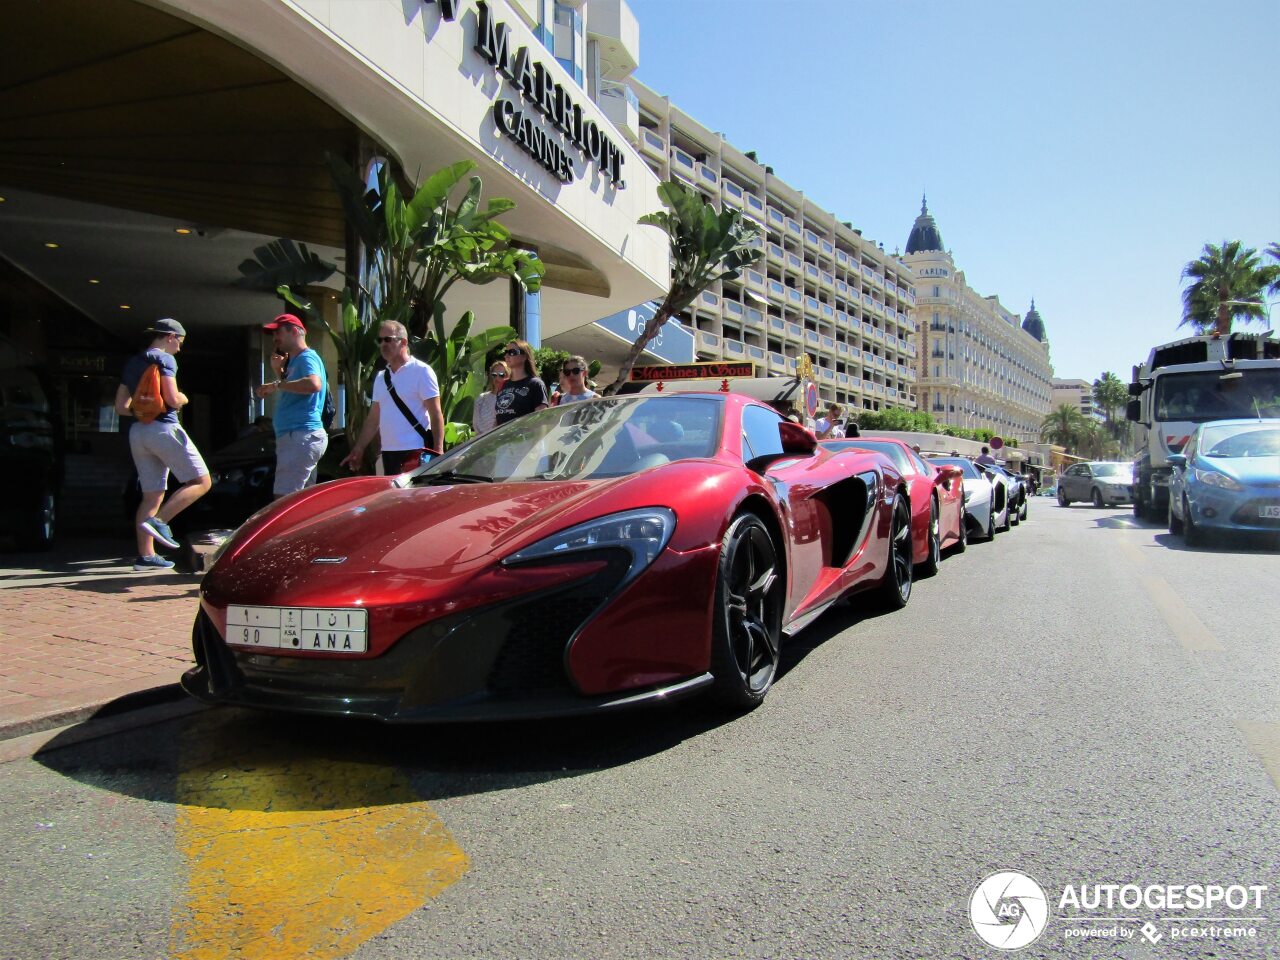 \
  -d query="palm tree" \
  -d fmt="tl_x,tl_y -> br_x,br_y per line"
1180,240 -> 1275,335
603,180 -> 762,394
1267,242 -> 1280,299
1040,403 -> 1086,448
1092,371 -> 1129,446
